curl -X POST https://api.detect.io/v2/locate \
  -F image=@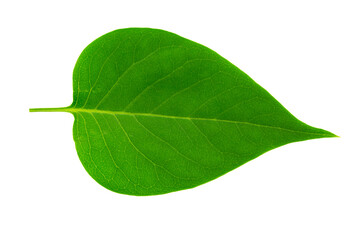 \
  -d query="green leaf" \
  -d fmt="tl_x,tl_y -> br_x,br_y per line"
30,28 -> 336,196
